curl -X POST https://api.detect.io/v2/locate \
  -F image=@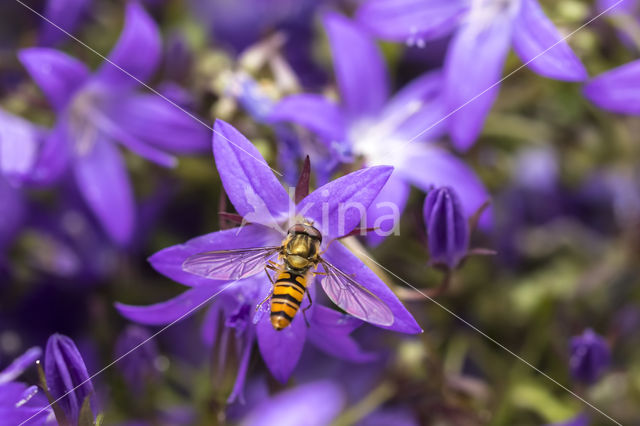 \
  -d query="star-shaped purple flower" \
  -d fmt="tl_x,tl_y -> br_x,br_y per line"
117,120 -> 421,398
269,12 -> 490,244
356,0 -> 588,150
18,2 -> 209,245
